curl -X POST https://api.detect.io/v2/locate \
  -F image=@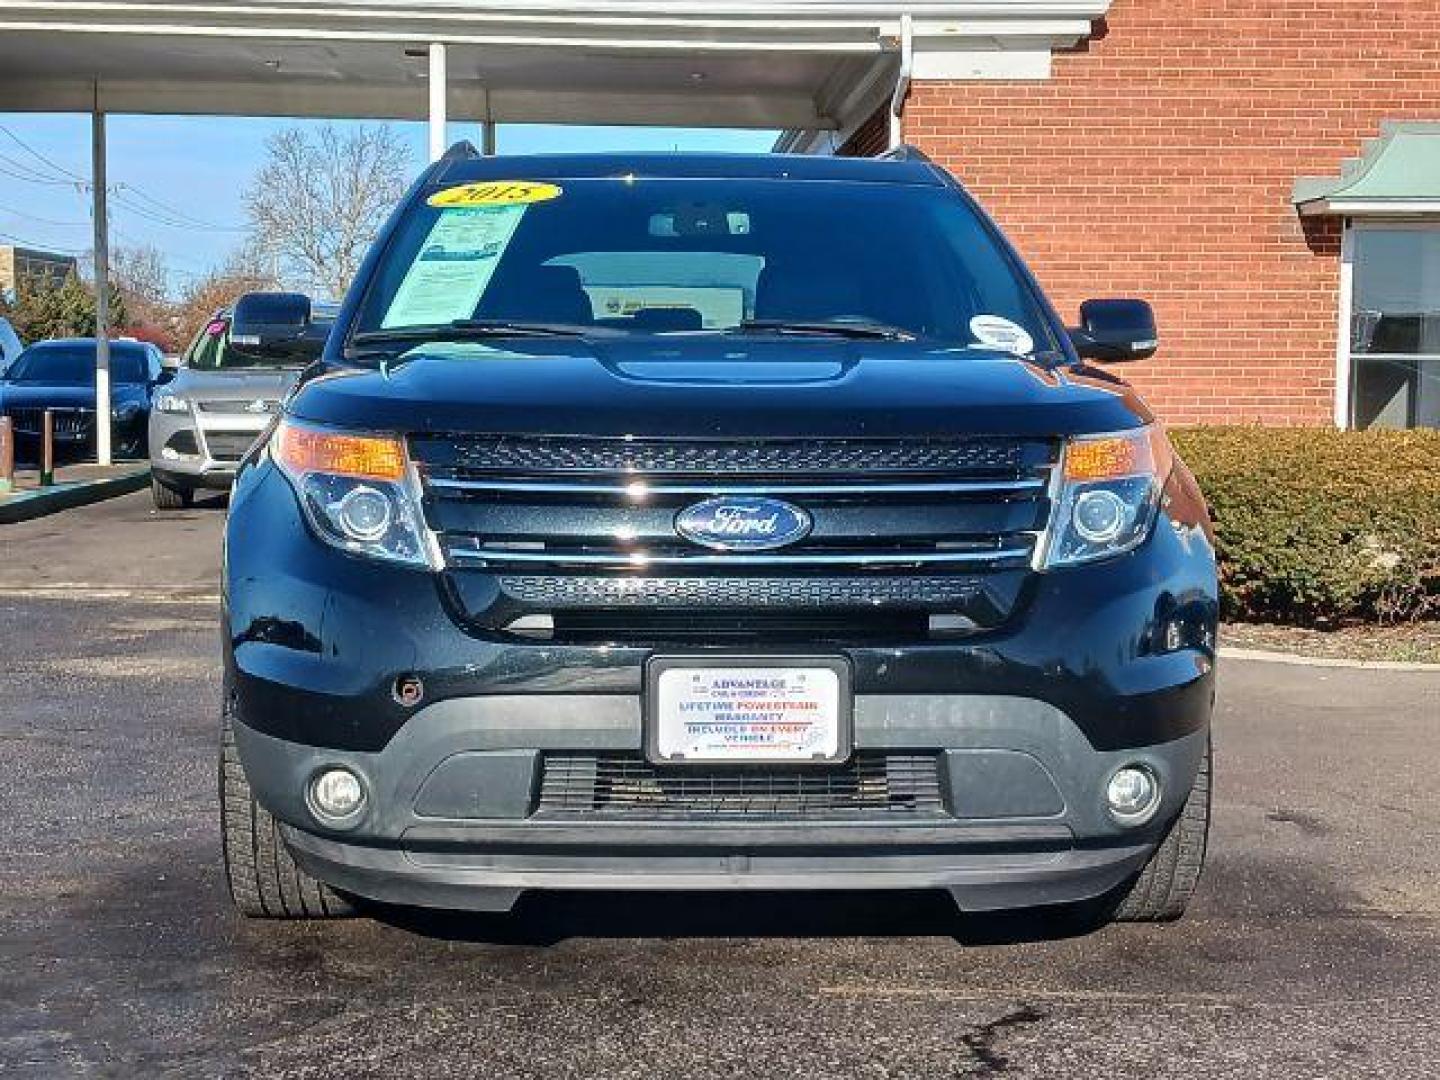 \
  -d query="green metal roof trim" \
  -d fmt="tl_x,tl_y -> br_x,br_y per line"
1293,123 -> 1440,214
